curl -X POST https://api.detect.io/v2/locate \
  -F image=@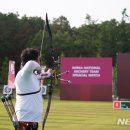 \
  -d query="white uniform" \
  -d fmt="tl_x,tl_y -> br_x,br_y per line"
15,60 -> 43,122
